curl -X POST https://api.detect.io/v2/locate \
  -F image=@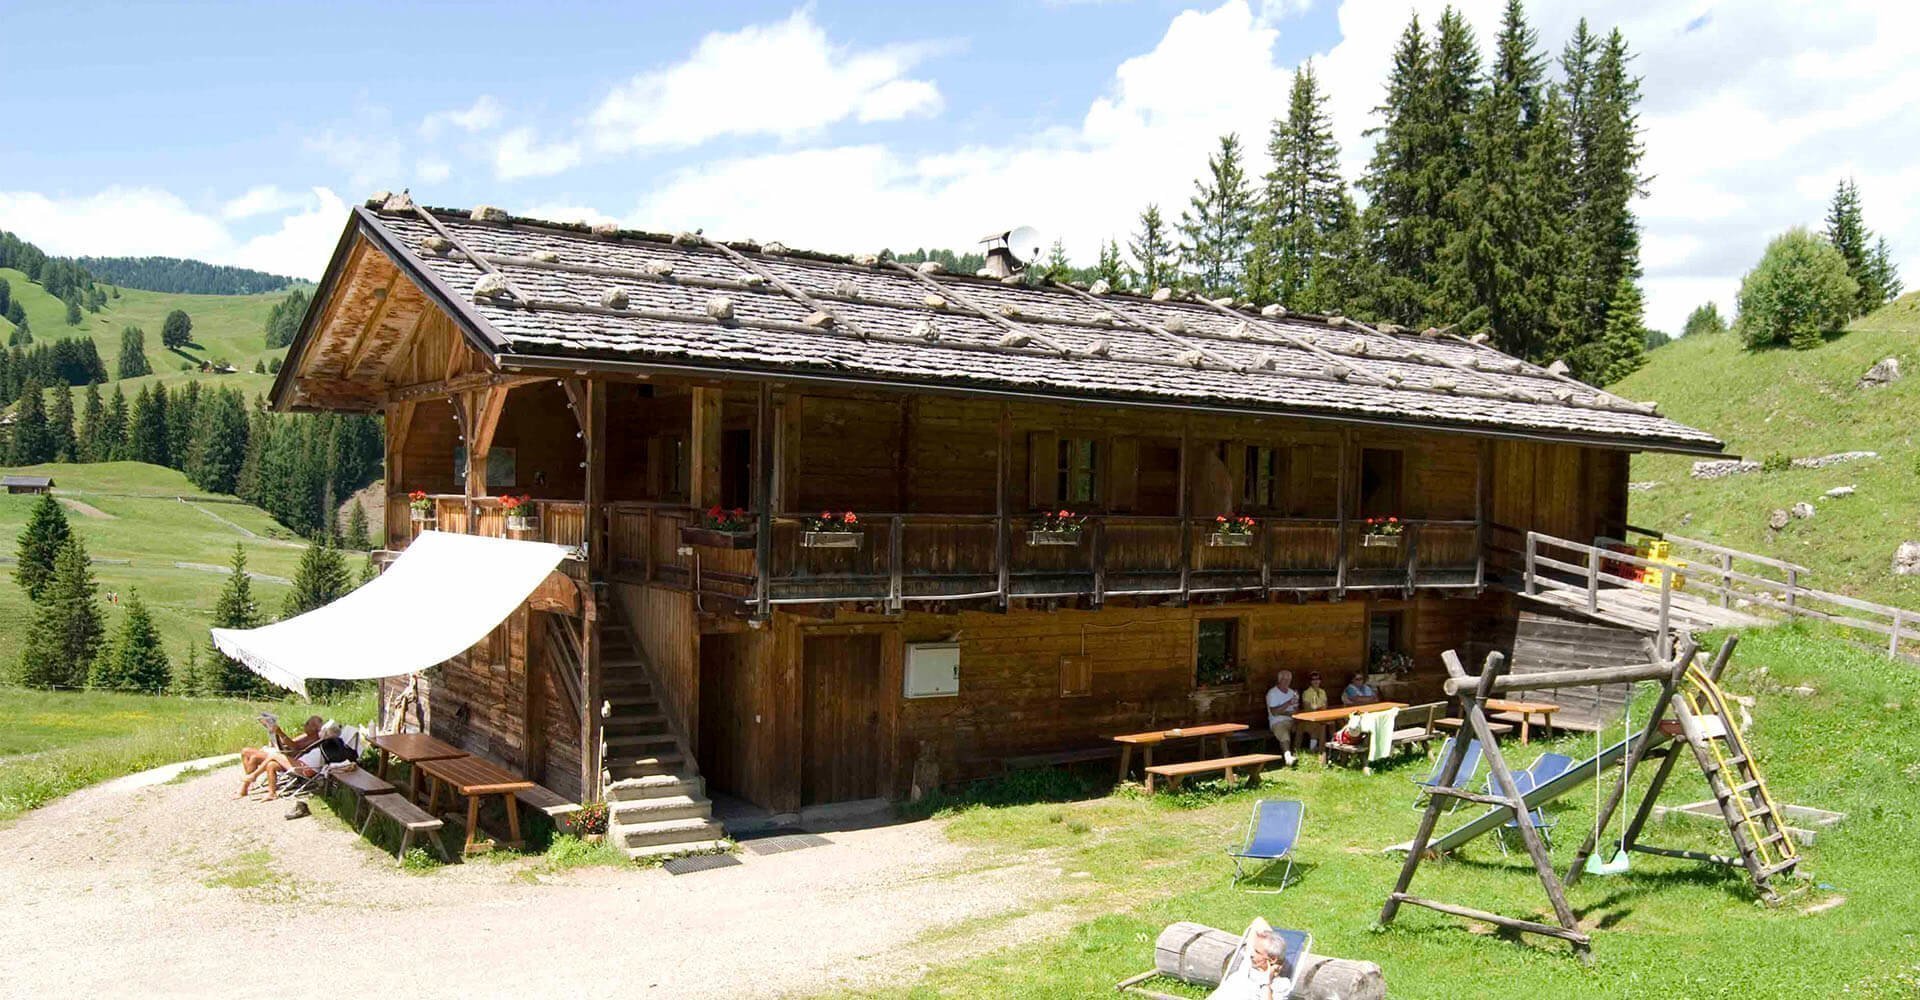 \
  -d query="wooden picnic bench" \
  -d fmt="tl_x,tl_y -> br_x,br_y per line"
1291,703 -> 1408,763
514,784 -> 582,821
361,792 -> 449,864
327,764 -> 398,828
1325,701 -> 1446,767
1486,699 -> 1561,744
418,754 -> 535,855
1144,753 -> 1283,793
1112,723 -> 1249,782
1003,746 -> 1121,772
370,732 -> 469,802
